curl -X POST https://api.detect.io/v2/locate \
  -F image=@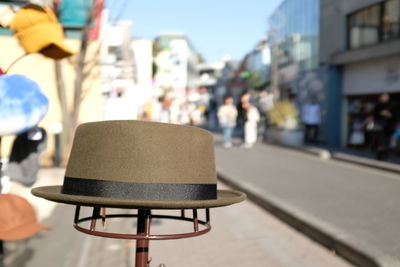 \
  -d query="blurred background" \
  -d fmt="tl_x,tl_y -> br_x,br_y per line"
1,0 -> 400,266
